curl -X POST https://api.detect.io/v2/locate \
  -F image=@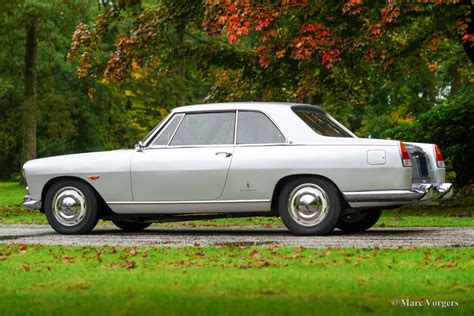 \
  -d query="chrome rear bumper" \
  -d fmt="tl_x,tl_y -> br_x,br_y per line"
343,183 -> 453,204
23,196 -> 42,210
